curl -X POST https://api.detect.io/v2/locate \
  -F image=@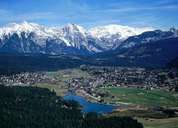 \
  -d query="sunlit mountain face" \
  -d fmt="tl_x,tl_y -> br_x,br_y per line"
0,21 -> 177,55
0,21 -> 154,54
